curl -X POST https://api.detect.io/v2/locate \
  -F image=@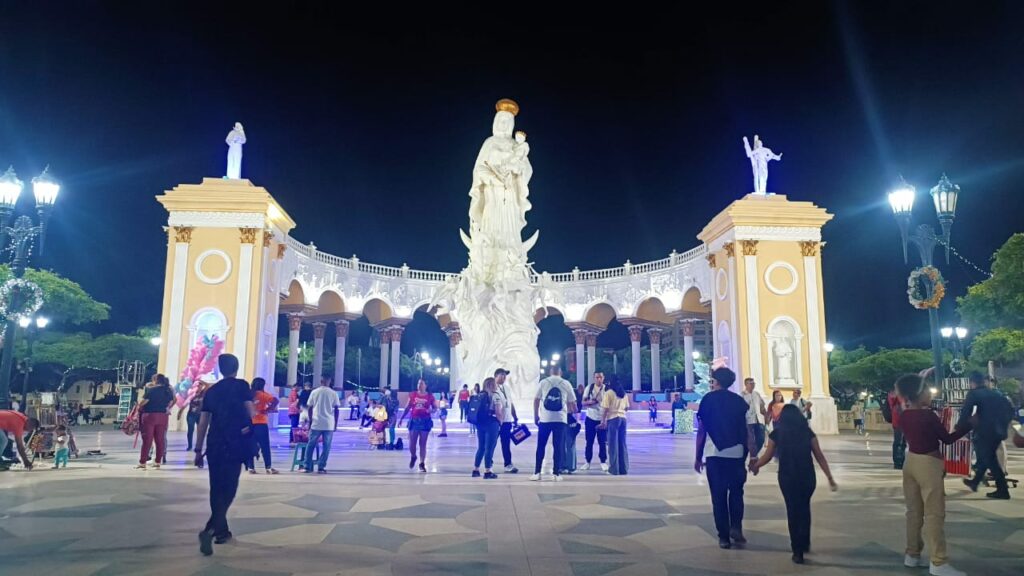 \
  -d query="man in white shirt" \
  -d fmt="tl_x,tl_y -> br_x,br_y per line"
790,389 -> 812,421
741,378 -> 767,455
494,368 -> 520,473
581,372 -> 609,471
304,379 -> 340,473
346,392 -> 360,420
531,365 -> 577,481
